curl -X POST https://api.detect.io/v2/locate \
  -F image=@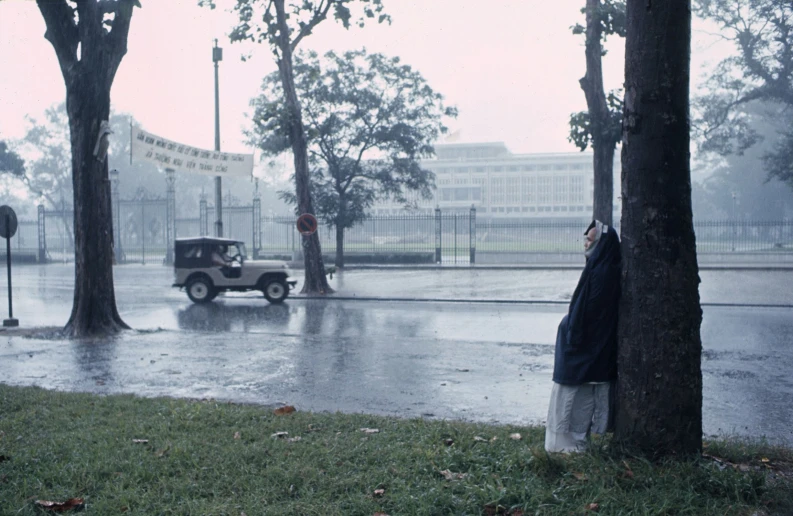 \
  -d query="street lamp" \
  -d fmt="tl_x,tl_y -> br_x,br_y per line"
109,169 -> 122,263
213,39 -> 223,237
731,192 -> 737,251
